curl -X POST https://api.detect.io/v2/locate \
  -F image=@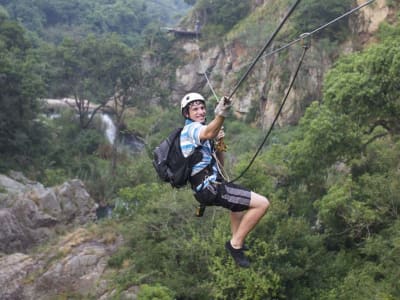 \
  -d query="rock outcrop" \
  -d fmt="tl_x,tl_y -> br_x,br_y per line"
0,228 -> 124,300
0,172 -> 97,254
0,172 -> 129,299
